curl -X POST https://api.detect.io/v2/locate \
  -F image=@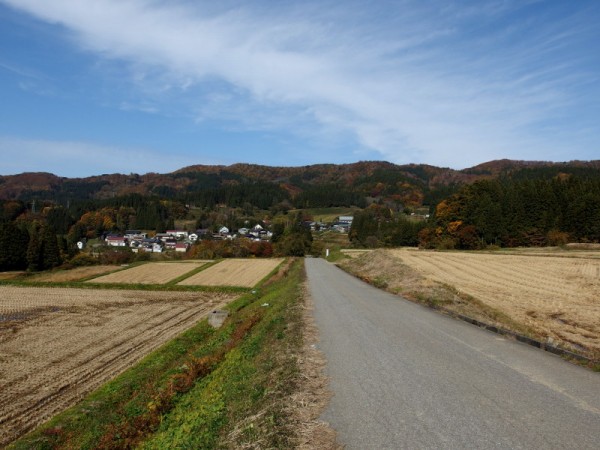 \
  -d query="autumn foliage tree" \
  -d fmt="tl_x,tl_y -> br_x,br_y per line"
420,175 -> 600,249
